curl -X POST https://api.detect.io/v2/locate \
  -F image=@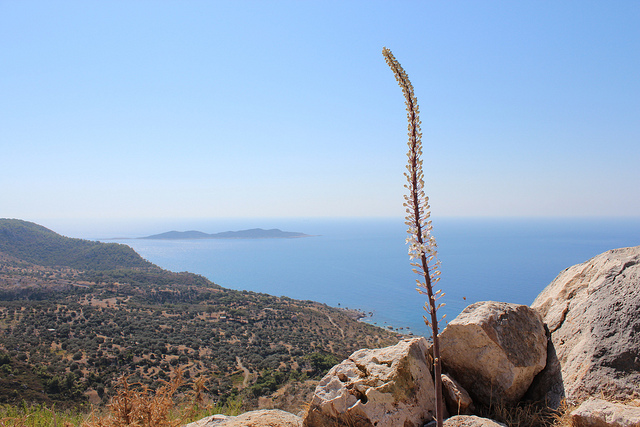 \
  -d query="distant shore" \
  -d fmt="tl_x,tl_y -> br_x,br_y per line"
339,307 -> 369,321
103,228 -> 313,241
140,228 -> 311,240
